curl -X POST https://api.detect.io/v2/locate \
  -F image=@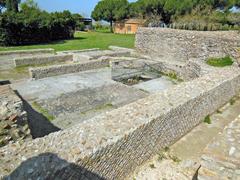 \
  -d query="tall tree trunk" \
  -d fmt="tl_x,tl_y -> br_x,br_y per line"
13,0 -> 18,12
110,20 -> 113,33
